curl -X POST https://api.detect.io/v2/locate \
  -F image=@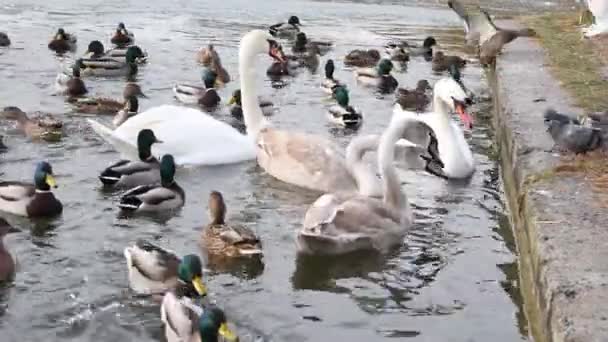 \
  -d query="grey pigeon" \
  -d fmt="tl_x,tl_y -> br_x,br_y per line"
546,119 -> 603,154
543,108 -> 580,125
